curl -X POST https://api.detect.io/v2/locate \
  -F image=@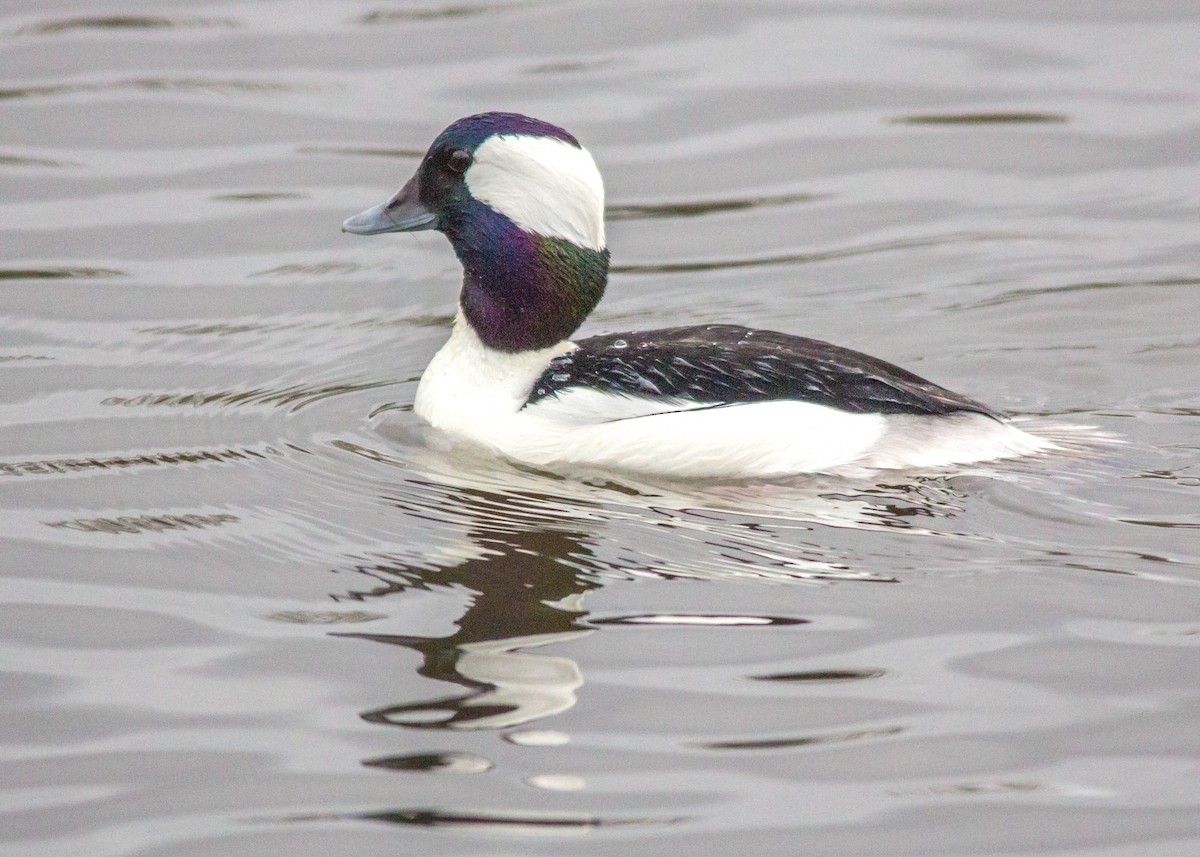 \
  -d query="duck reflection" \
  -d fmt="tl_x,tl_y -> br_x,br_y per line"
325,446 -> 962,739
333,488 -> 600,731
